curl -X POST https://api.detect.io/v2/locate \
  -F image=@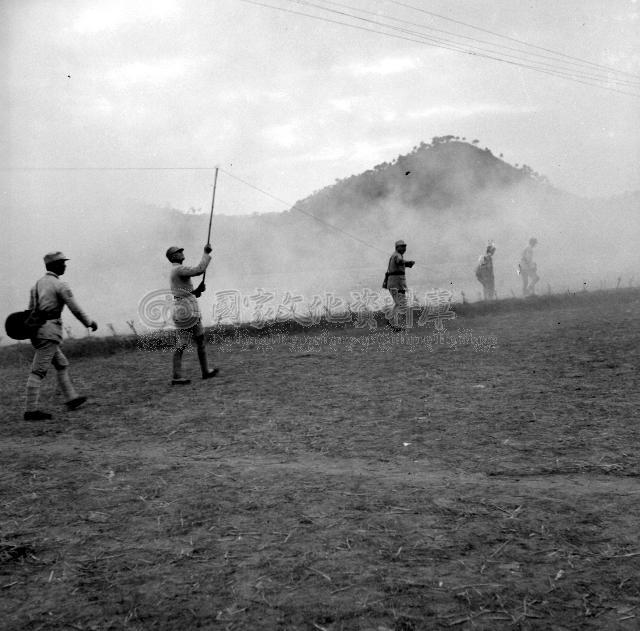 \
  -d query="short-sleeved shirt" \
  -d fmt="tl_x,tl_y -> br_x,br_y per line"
28,272 -> 92,342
